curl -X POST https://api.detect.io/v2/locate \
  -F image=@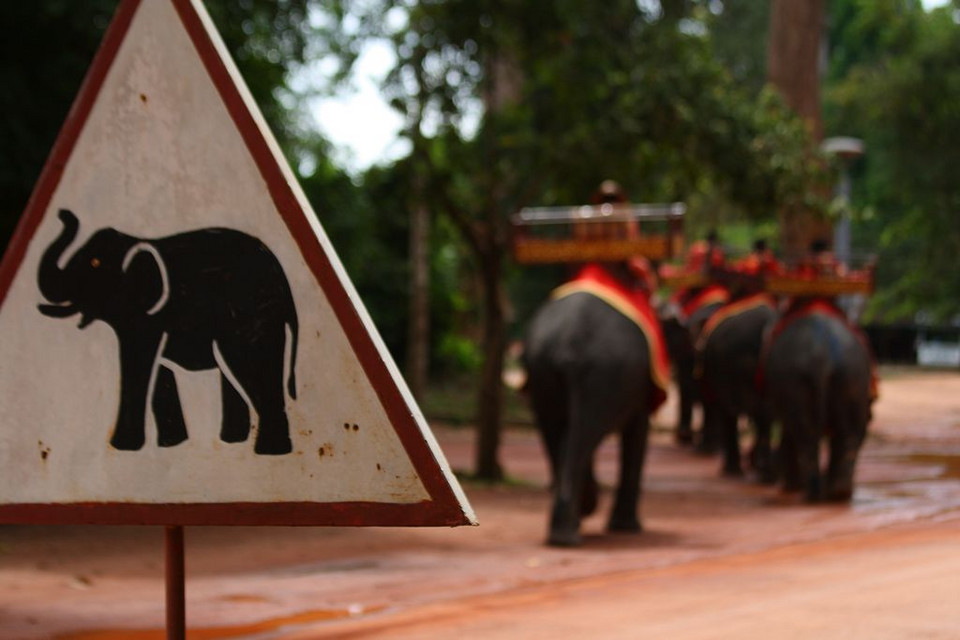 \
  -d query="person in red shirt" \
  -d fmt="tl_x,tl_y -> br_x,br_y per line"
573,179 -> 636,241
794,238 -> 846,279
735,239 -> 781,277
684,230 -> 726,275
